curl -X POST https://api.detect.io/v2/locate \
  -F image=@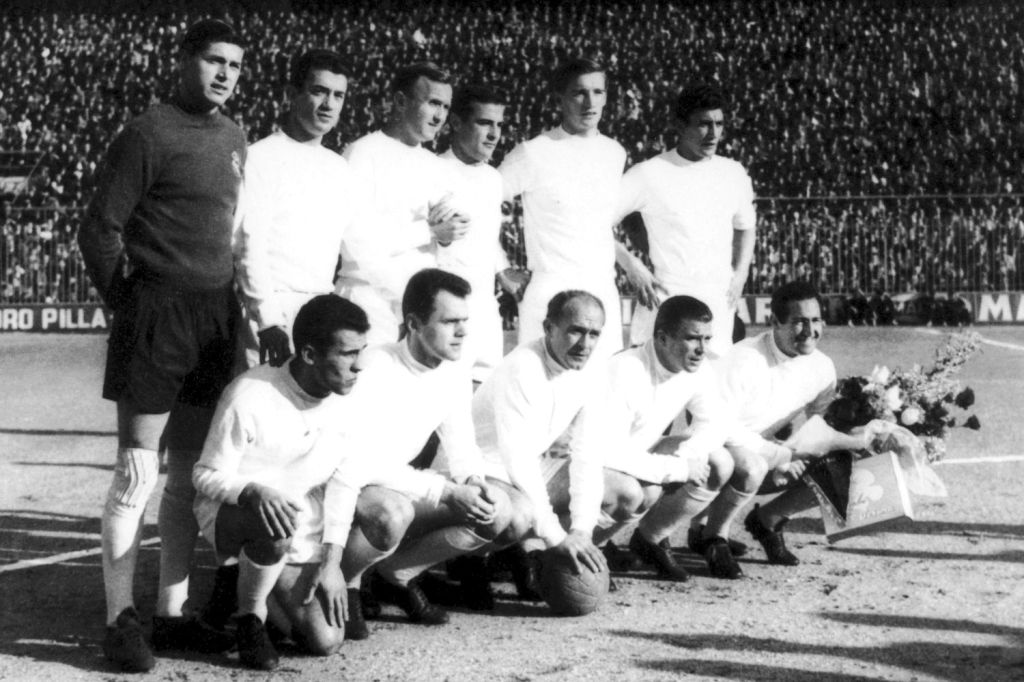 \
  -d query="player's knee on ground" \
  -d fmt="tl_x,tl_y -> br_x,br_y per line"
602,469 -> 648,520
730,448 -> 770,492
273,564 -> 344,657
355,488 -> 416,551
707,448 -> 735,491
106,447 -> 160,511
